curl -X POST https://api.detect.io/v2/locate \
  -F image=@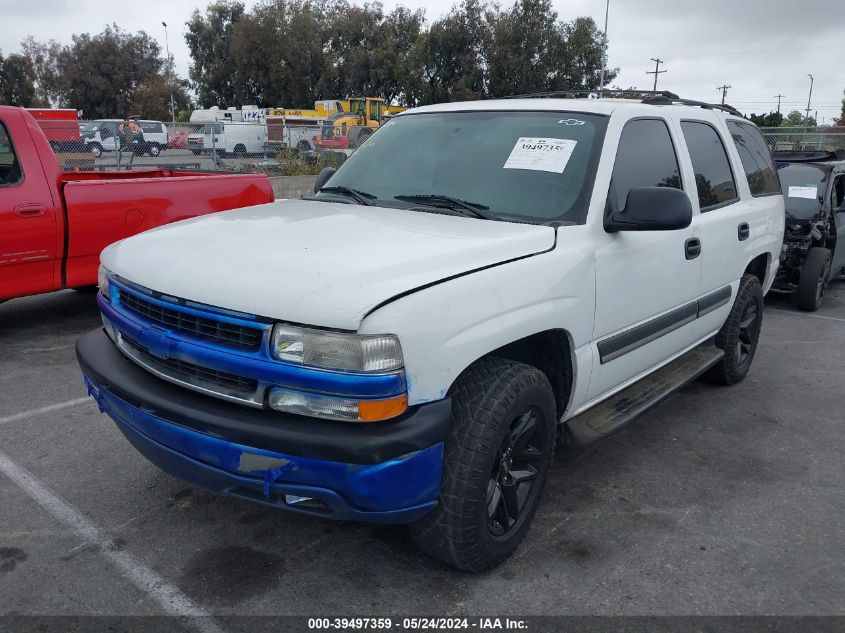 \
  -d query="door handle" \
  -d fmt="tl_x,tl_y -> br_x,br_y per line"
685,237 -> 701,260
14,204 -> 46,218
738,222 -> 750,241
